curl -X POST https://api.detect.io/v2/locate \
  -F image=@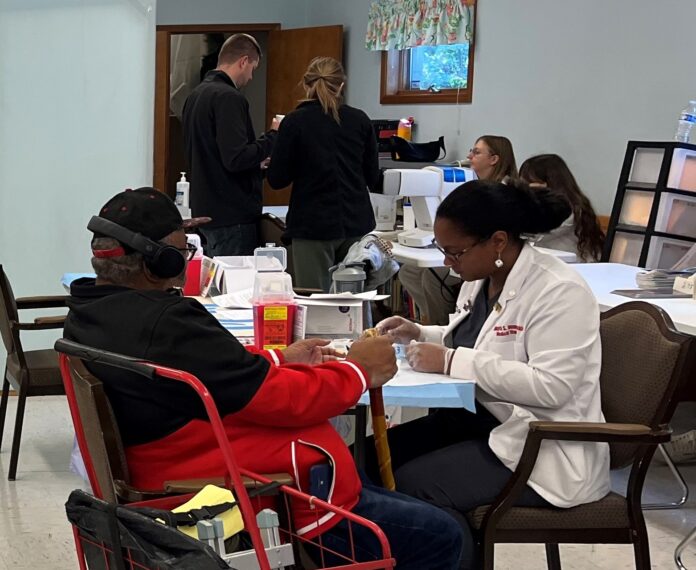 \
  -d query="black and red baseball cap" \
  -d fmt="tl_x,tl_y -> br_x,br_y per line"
93,187 -> 209,241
